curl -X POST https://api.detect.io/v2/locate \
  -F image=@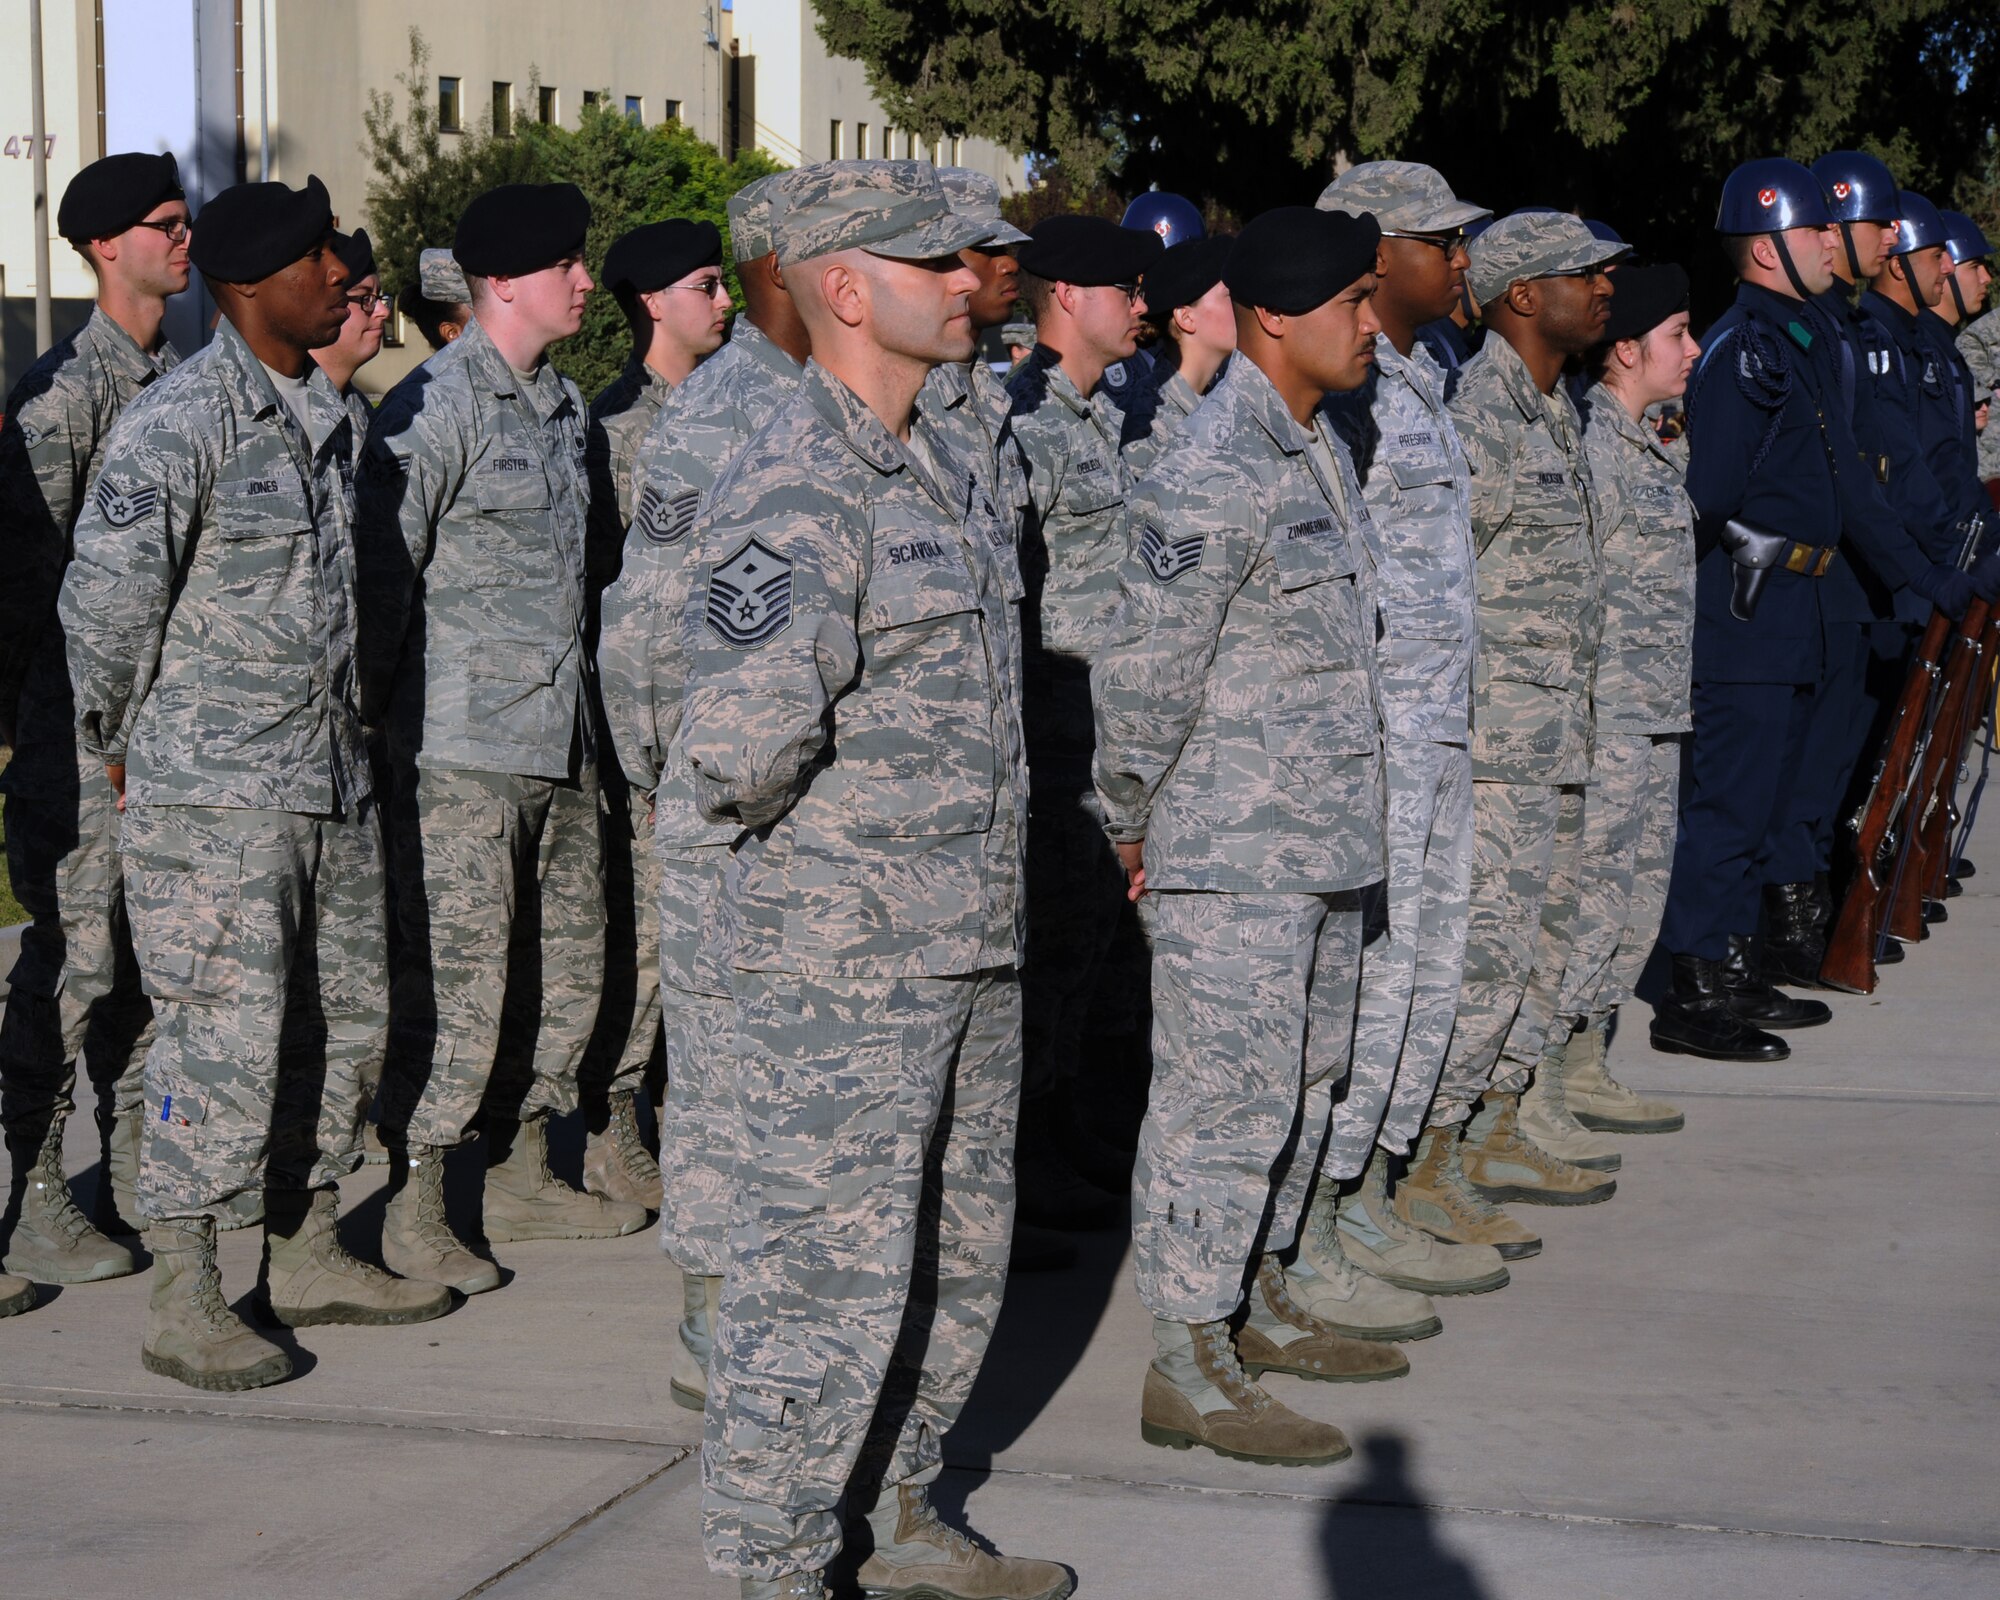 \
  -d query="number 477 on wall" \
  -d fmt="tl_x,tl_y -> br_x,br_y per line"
4,136 -> 58,158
